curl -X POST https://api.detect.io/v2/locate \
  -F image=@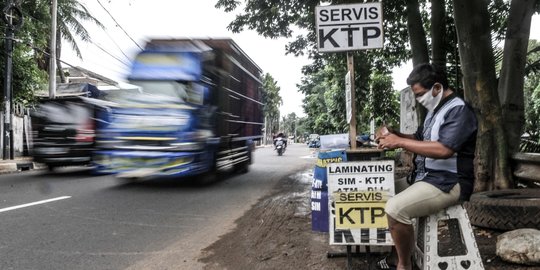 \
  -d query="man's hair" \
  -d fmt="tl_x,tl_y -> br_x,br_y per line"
406,63 -> 449,90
